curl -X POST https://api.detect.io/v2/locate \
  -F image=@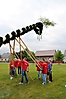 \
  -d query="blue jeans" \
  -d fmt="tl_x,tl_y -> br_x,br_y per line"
21,70 -> 28,83
42,74 -> 47,84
